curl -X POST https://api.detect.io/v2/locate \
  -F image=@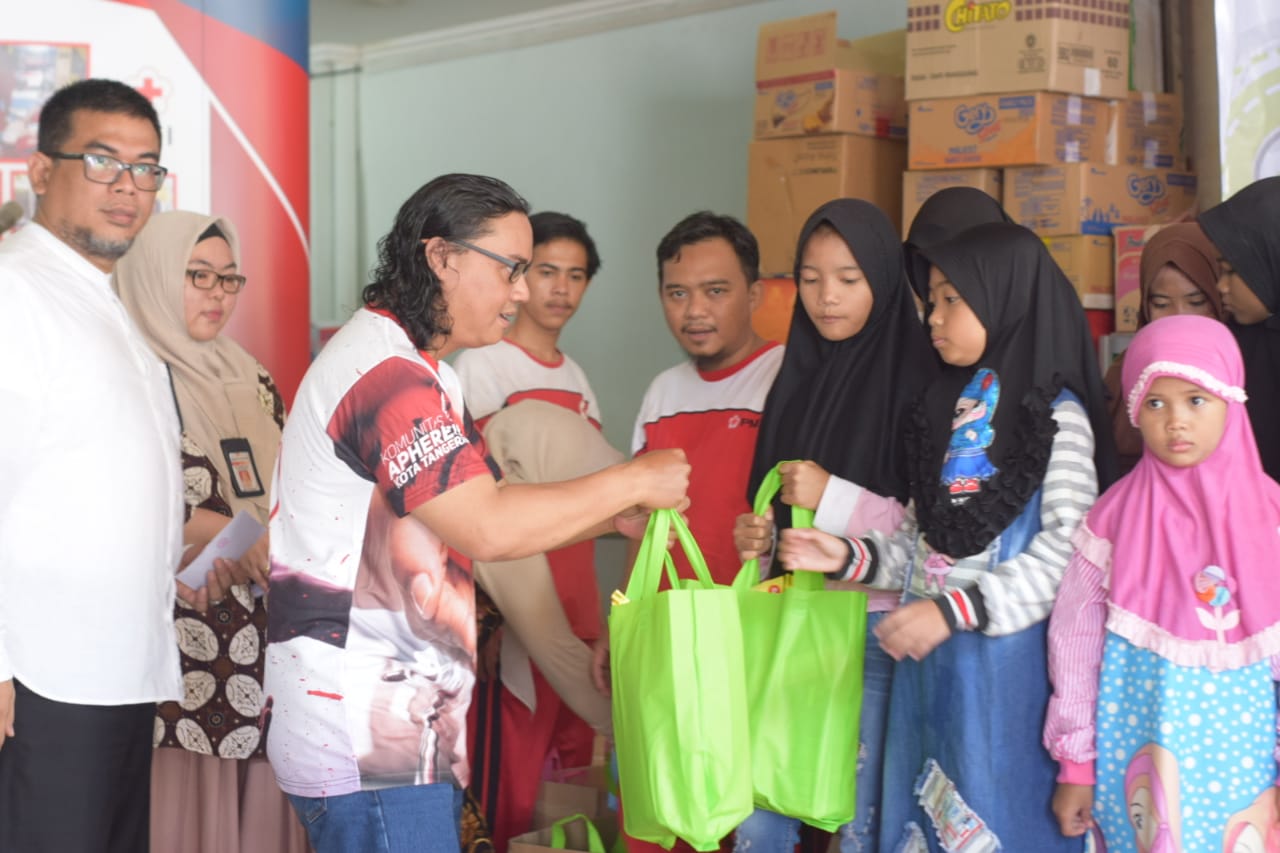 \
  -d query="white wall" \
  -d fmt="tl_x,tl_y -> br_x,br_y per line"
313,0 -> 907,451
